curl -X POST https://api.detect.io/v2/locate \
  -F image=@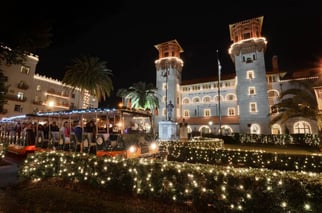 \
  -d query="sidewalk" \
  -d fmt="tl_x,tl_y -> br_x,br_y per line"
0,159 -> 20,188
